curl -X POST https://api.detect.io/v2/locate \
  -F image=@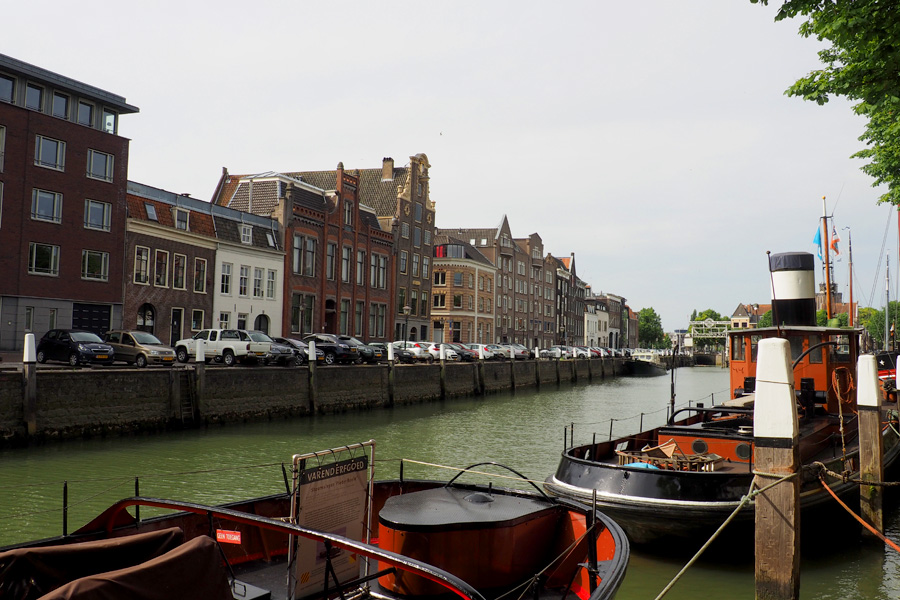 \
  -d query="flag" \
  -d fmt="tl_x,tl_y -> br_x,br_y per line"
813,227 -> 823,261
831,226 -> 841,257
